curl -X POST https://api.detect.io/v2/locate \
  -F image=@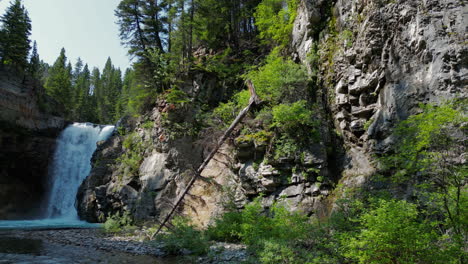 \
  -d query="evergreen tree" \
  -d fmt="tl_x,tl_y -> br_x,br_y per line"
38,60 -> 50,85
115,0 -> 149,59
44,48 -> 72,115
74,64 -> 93,121
116,68 -> 133,117
28,40 -> 40,78
141,0 -> 166,52
90,67 -> 102,121
0,0 -> 32,70
97,57 -> 122,123
70,57 -> 84,117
